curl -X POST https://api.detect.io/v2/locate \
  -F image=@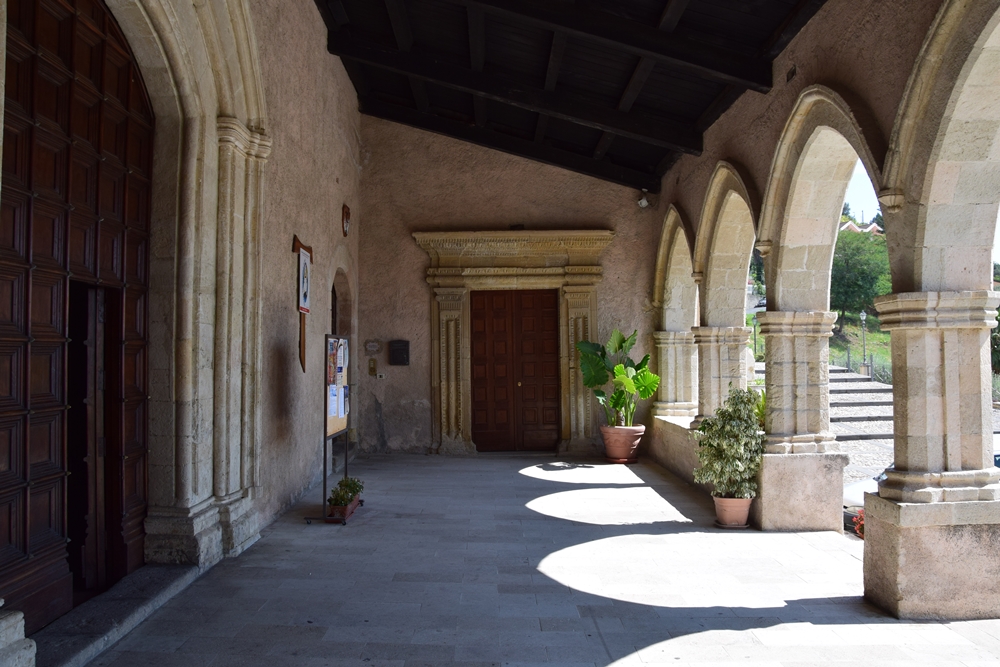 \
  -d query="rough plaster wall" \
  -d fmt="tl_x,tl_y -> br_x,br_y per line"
249,0 -> 361,522
659,0 -> 942,236
357,118 -> 661,452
